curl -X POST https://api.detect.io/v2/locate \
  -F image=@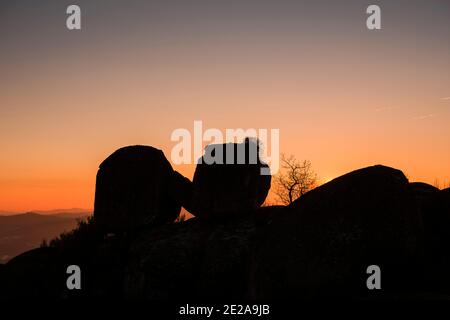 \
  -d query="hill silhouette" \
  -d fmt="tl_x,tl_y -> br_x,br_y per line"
1,144 -> 450,300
